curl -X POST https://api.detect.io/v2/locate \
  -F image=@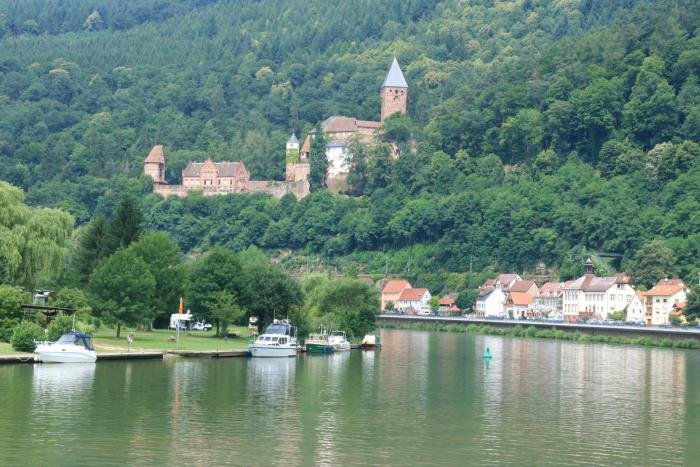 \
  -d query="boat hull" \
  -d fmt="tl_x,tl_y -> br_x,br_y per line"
248,345 -> 297,358
34,349 -> 97,363
305,343 -> 334,354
